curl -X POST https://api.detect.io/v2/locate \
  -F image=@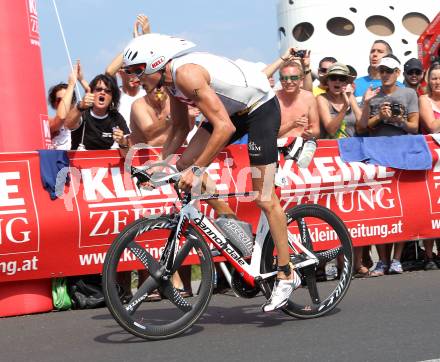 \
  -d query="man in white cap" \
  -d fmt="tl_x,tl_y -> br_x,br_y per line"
358,54 -> 419,137
357,53 -> 419,277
